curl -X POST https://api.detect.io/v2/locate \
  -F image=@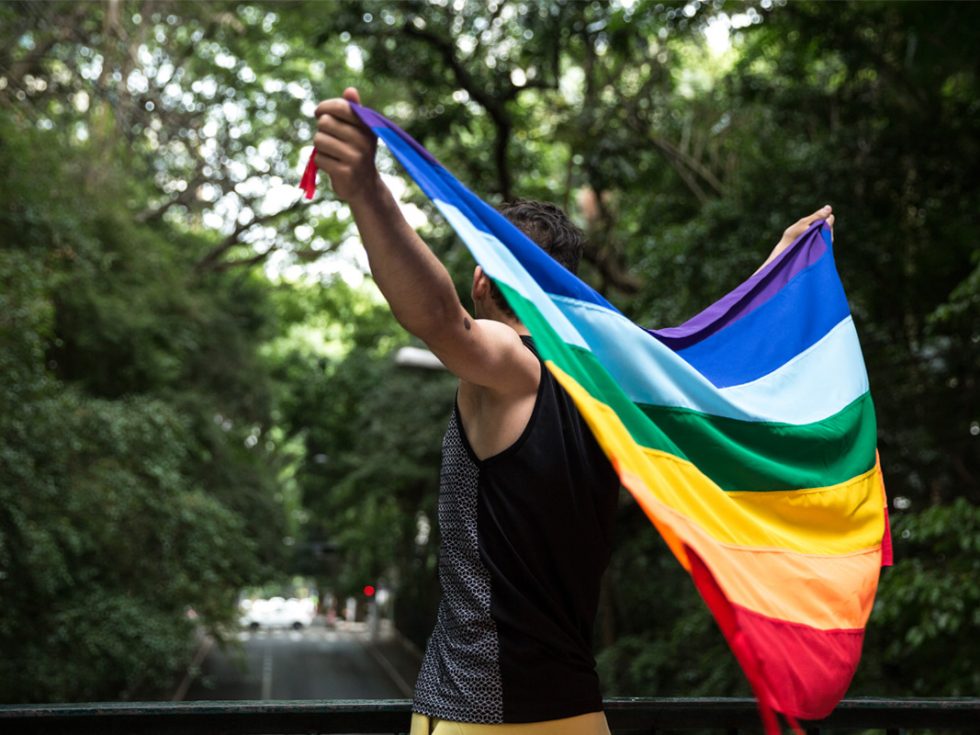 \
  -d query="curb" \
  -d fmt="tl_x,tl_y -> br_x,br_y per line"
360,638 -> 415,698
171,632 -> 214,701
